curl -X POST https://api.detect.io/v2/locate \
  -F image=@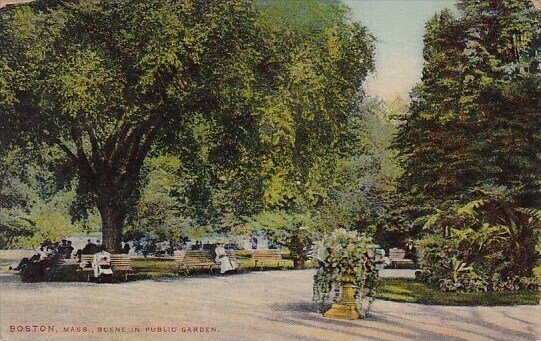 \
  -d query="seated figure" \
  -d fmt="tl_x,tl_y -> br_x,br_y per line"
93,246 -> 113,279
214,241 -> 238,274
